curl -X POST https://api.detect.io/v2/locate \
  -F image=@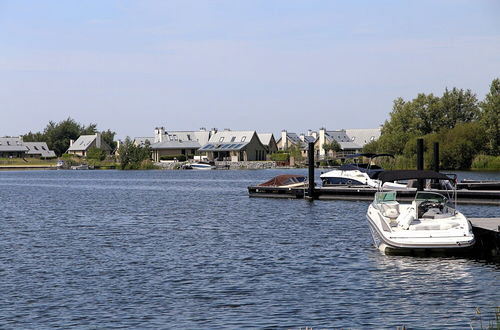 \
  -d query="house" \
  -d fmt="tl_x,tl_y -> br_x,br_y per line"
24,142 -> 56,158
316,127 -> 381,158
198,130 -> 268,161
257,133 -> 278,156
149,127 -> 212,162
67,133 -> 112,157
0,137 -> 56,158
277,130 -> 318,158
0,137 -> 28,158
